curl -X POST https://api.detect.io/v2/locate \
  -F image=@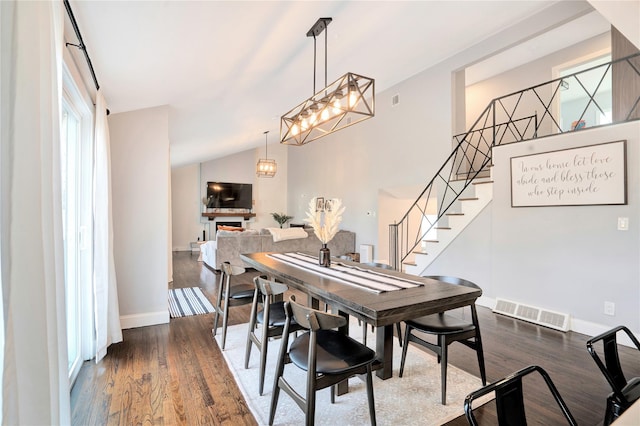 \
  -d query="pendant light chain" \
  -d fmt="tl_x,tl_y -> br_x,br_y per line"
264,131 -> 269,158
